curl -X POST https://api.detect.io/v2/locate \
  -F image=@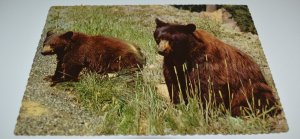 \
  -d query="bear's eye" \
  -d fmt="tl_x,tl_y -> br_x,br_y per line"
51,43 -> 63,47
